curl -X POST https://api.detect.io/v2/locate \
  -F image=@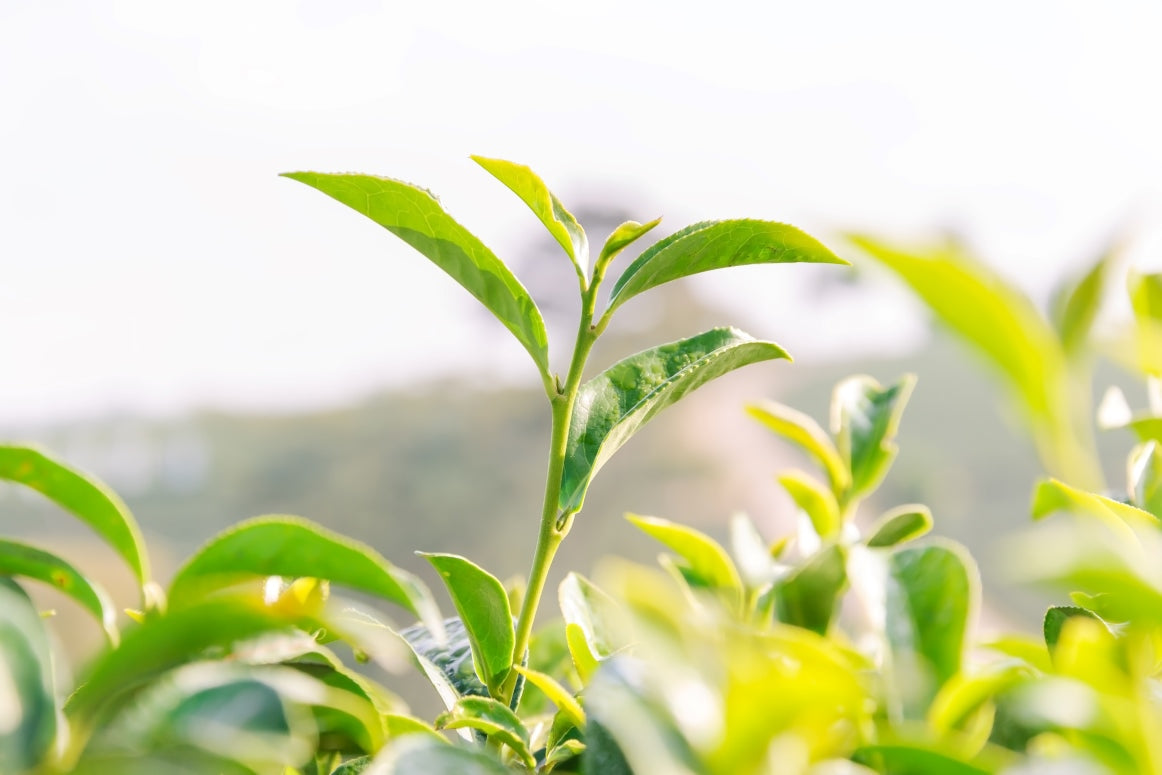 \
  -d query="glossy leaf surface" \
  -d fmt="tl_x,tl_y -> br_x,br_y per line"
558,573 -> 623,662
607,219 -> 846,314
421,553 -> 514,696
561,327 -> 789,513
626,513 -> 742,598
1031,478 -> 1157,540
746,401 -> 849,493
866,505 -> 933,548
0,579 -> 56,773
436,696 -> 534,768
397,617 -> 487,714
168,516 -> 441,636
773,544 -> 846,635
0,445 -> 149,584
511,665 -> 585,727
885,543 -> 976,716
472,156 -> 587,277
0,538 -> 118,642
283,171 -> 550,377
832,374 -> 915,500
597,218 -> 661,268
